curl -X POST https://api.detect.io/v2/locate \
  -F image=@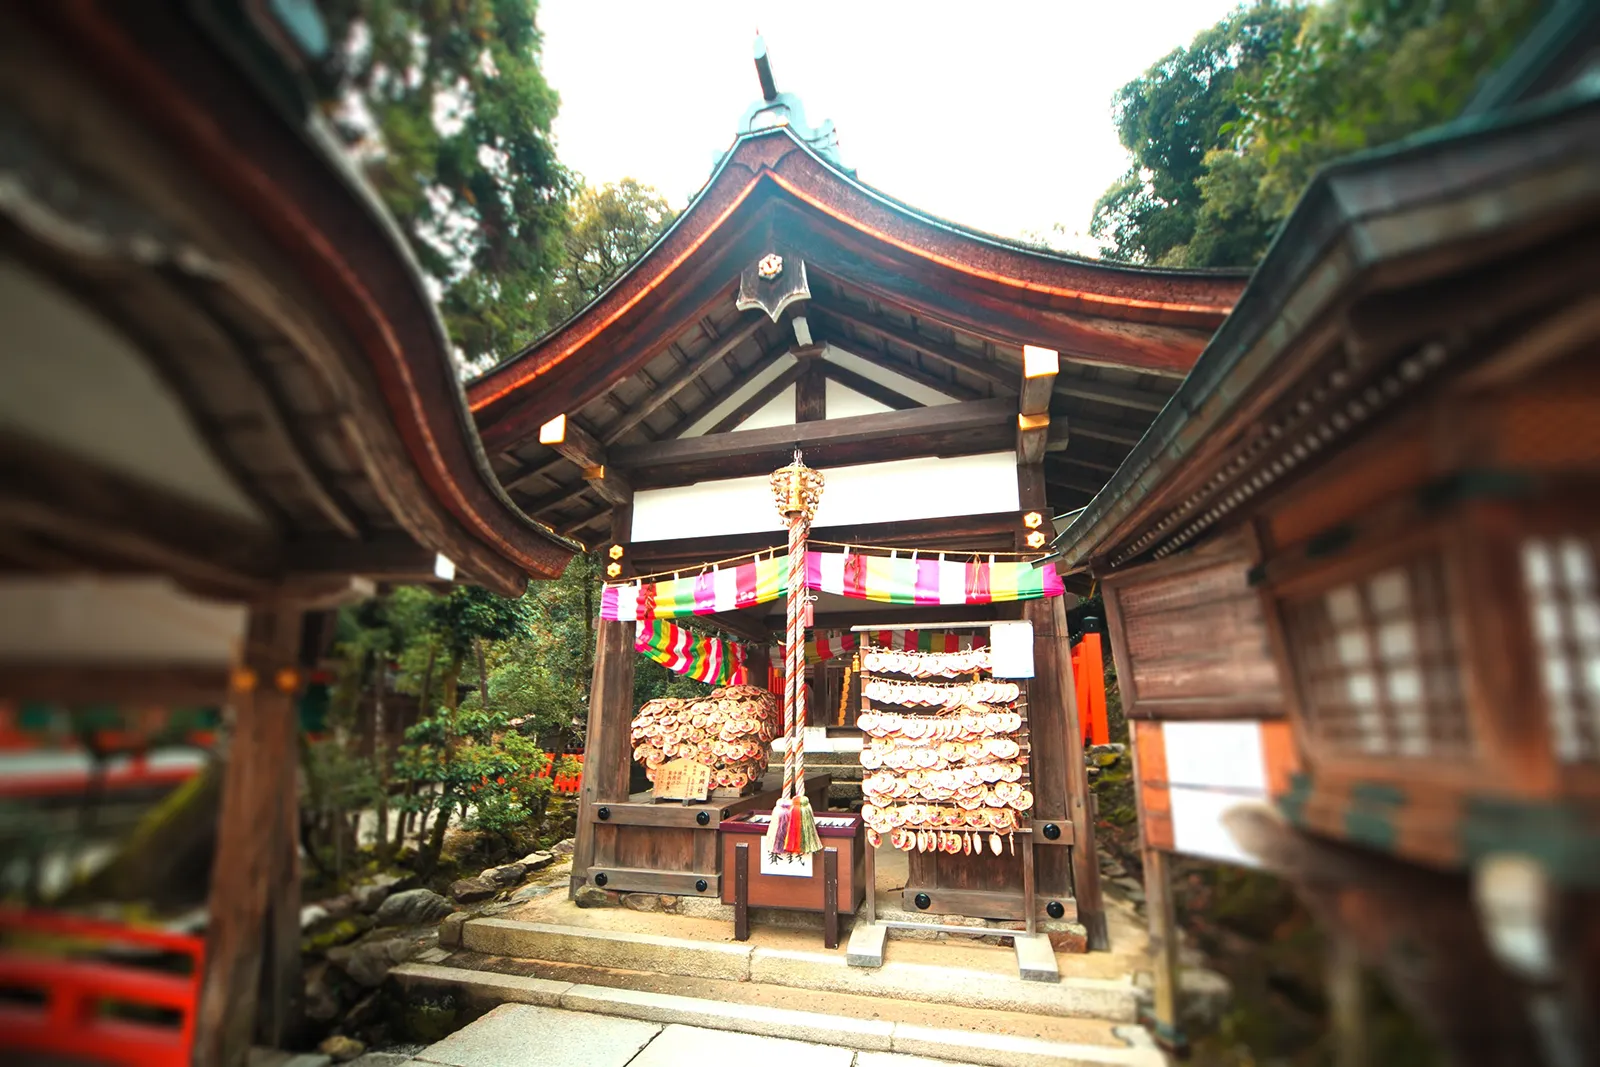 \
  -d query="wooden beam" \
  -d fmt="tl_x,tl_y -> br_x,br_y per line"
539,414 -> 606,470
1049,453 -> 1120,475
283,535 -> 435,578
613,398 -> 1017,488
813,301 -> 1015,391
795,353 -> 827,423
1069,419 -> 1142,448
602,315 -> 767,444
1057,378 -> 1171,413
810,324 -> 984,402
707,359 -> 806,435
582,464 -> 633,507
503,454 -> 567,495
0,430 -> 277,594
1046,472 -> 1108,497
654,337 -> 795,440
704,610 -> 775,645
524,478 -> 594,516
809,603 -> 1014,629
818,361 -> 922,411
0,662 -> 230,705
